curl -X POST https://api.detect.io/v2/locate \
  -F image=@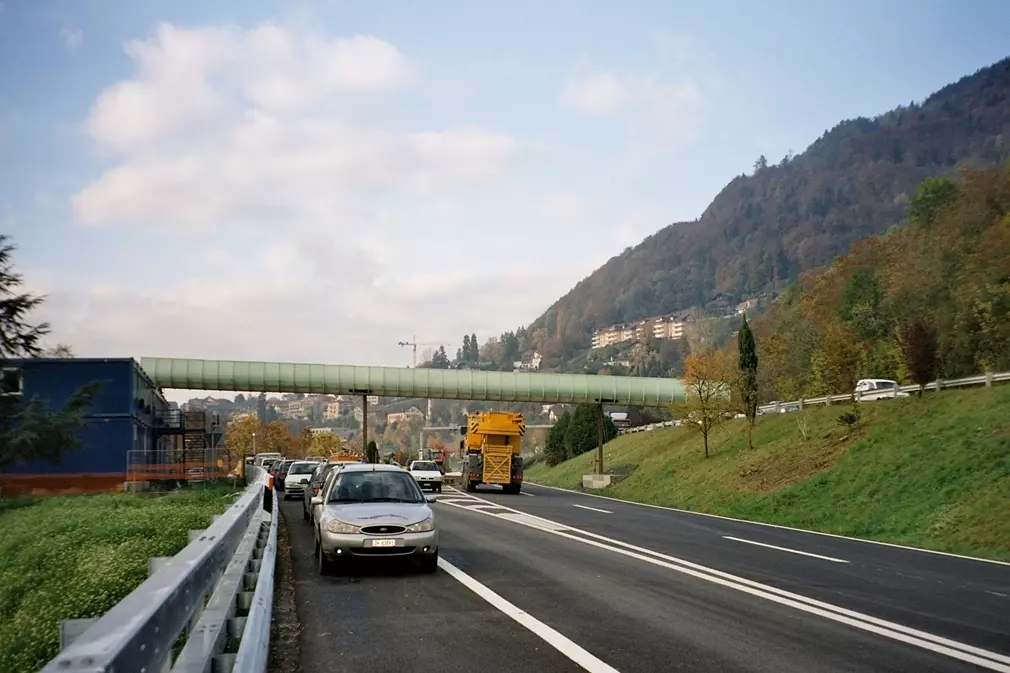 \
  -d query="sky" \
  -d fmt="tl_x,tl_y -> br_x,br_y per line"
1,0 -> 1009,402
